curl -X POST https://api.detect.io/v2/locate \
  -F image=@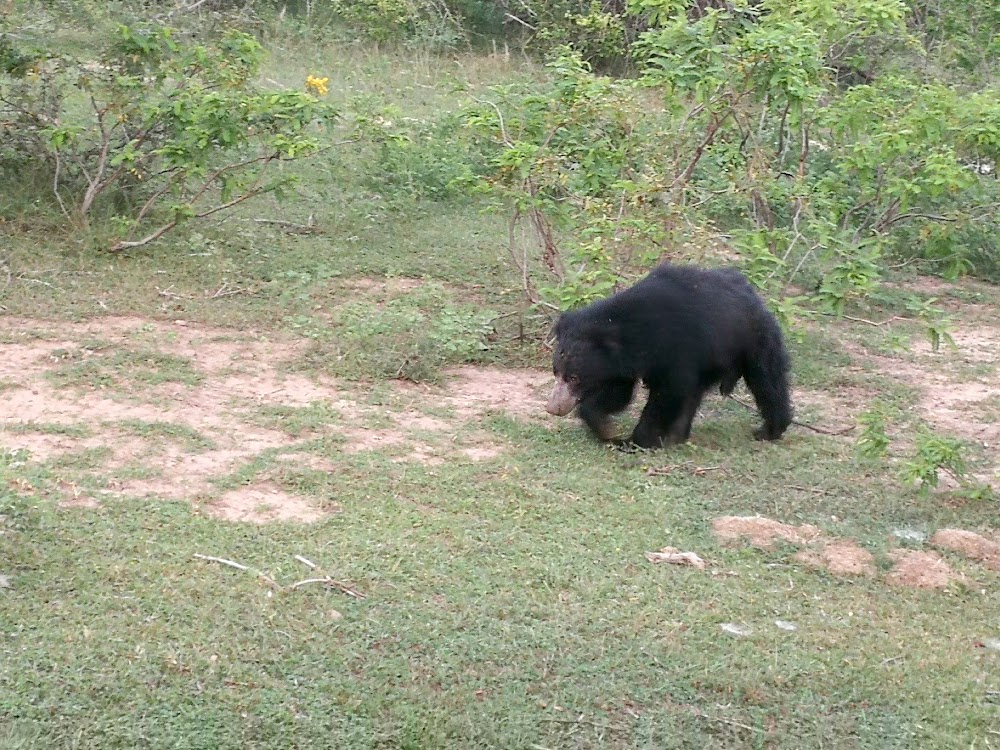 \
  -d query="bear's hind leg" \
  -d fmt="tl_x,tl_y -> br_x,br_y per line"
743,328 -> 793,440
666,389 -> 706,444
